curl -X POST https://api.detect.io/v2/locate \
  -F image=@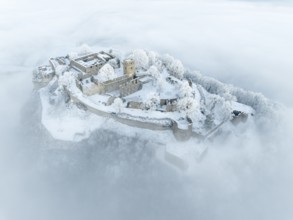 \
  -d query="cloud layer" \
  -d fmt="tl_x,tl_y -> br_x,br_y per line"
0,0 -> 293,220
